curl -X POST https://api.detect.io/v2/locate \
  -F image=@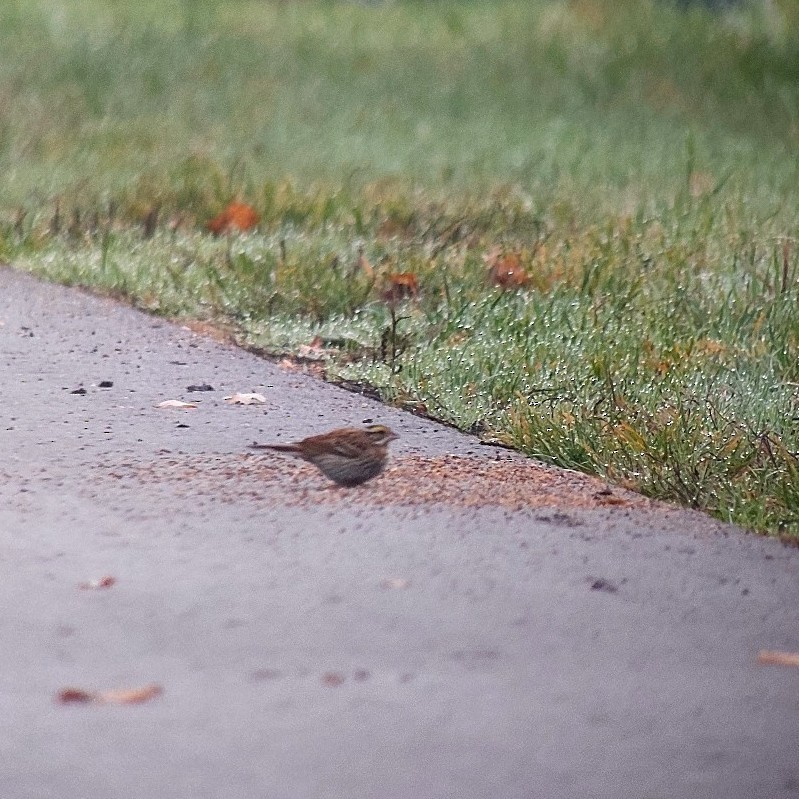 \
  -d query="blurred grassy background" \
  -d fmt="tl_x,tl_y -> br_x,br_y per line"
1,0 -> 796,216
